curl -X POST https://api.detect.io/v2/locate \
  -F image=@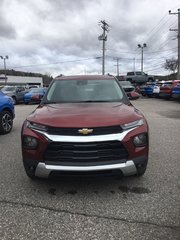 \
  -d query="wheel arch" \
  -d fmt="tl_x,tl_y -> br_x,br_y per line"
1,107 -> 13,117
